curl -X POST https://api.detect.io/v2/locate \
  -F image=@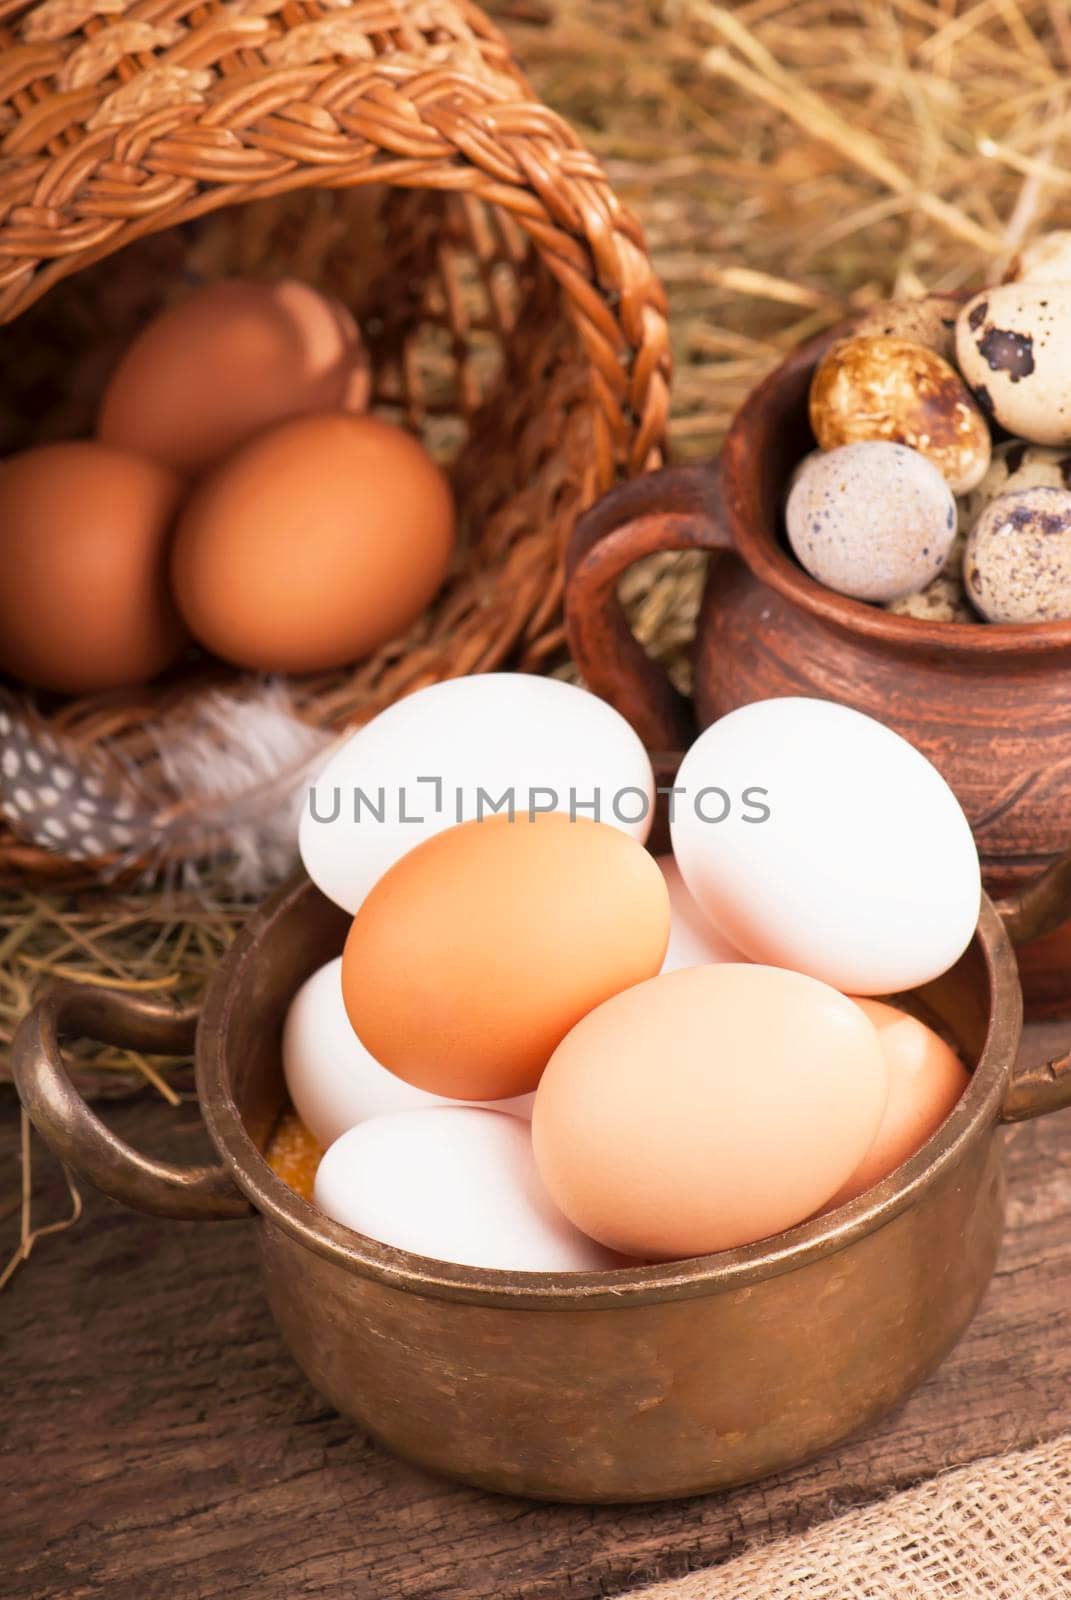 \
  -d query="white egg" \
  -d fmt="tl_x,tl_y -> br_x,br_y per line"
282,958 -> 533,1148
656,855 -> 744,971
313,1107 -> 619,1272
300,673 -> 655,914
670,698 -> 980,995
